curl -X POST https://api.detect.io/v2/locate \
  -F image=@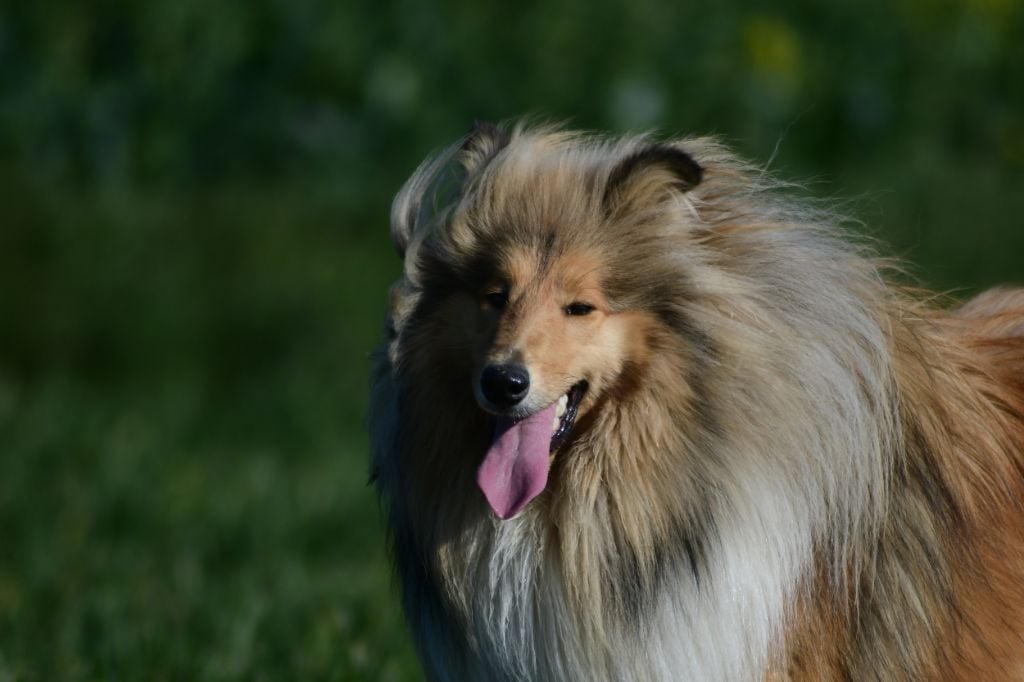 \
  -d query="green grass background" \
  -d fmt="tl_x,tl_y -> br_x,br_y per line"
0,1 -> 1022,680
